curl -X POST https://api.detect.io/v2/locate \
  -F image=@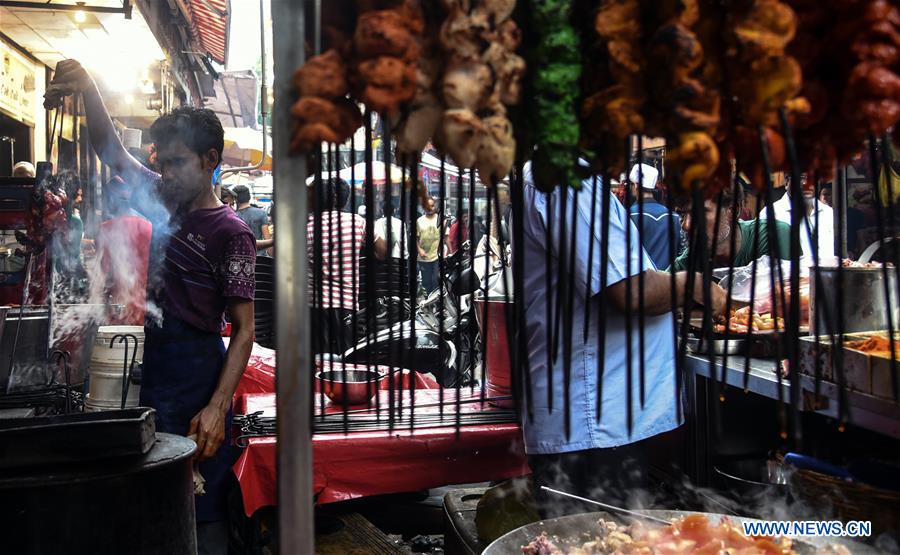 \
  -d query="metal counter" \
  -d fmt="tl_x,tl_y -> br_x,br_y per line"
686,353 -> 900,439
